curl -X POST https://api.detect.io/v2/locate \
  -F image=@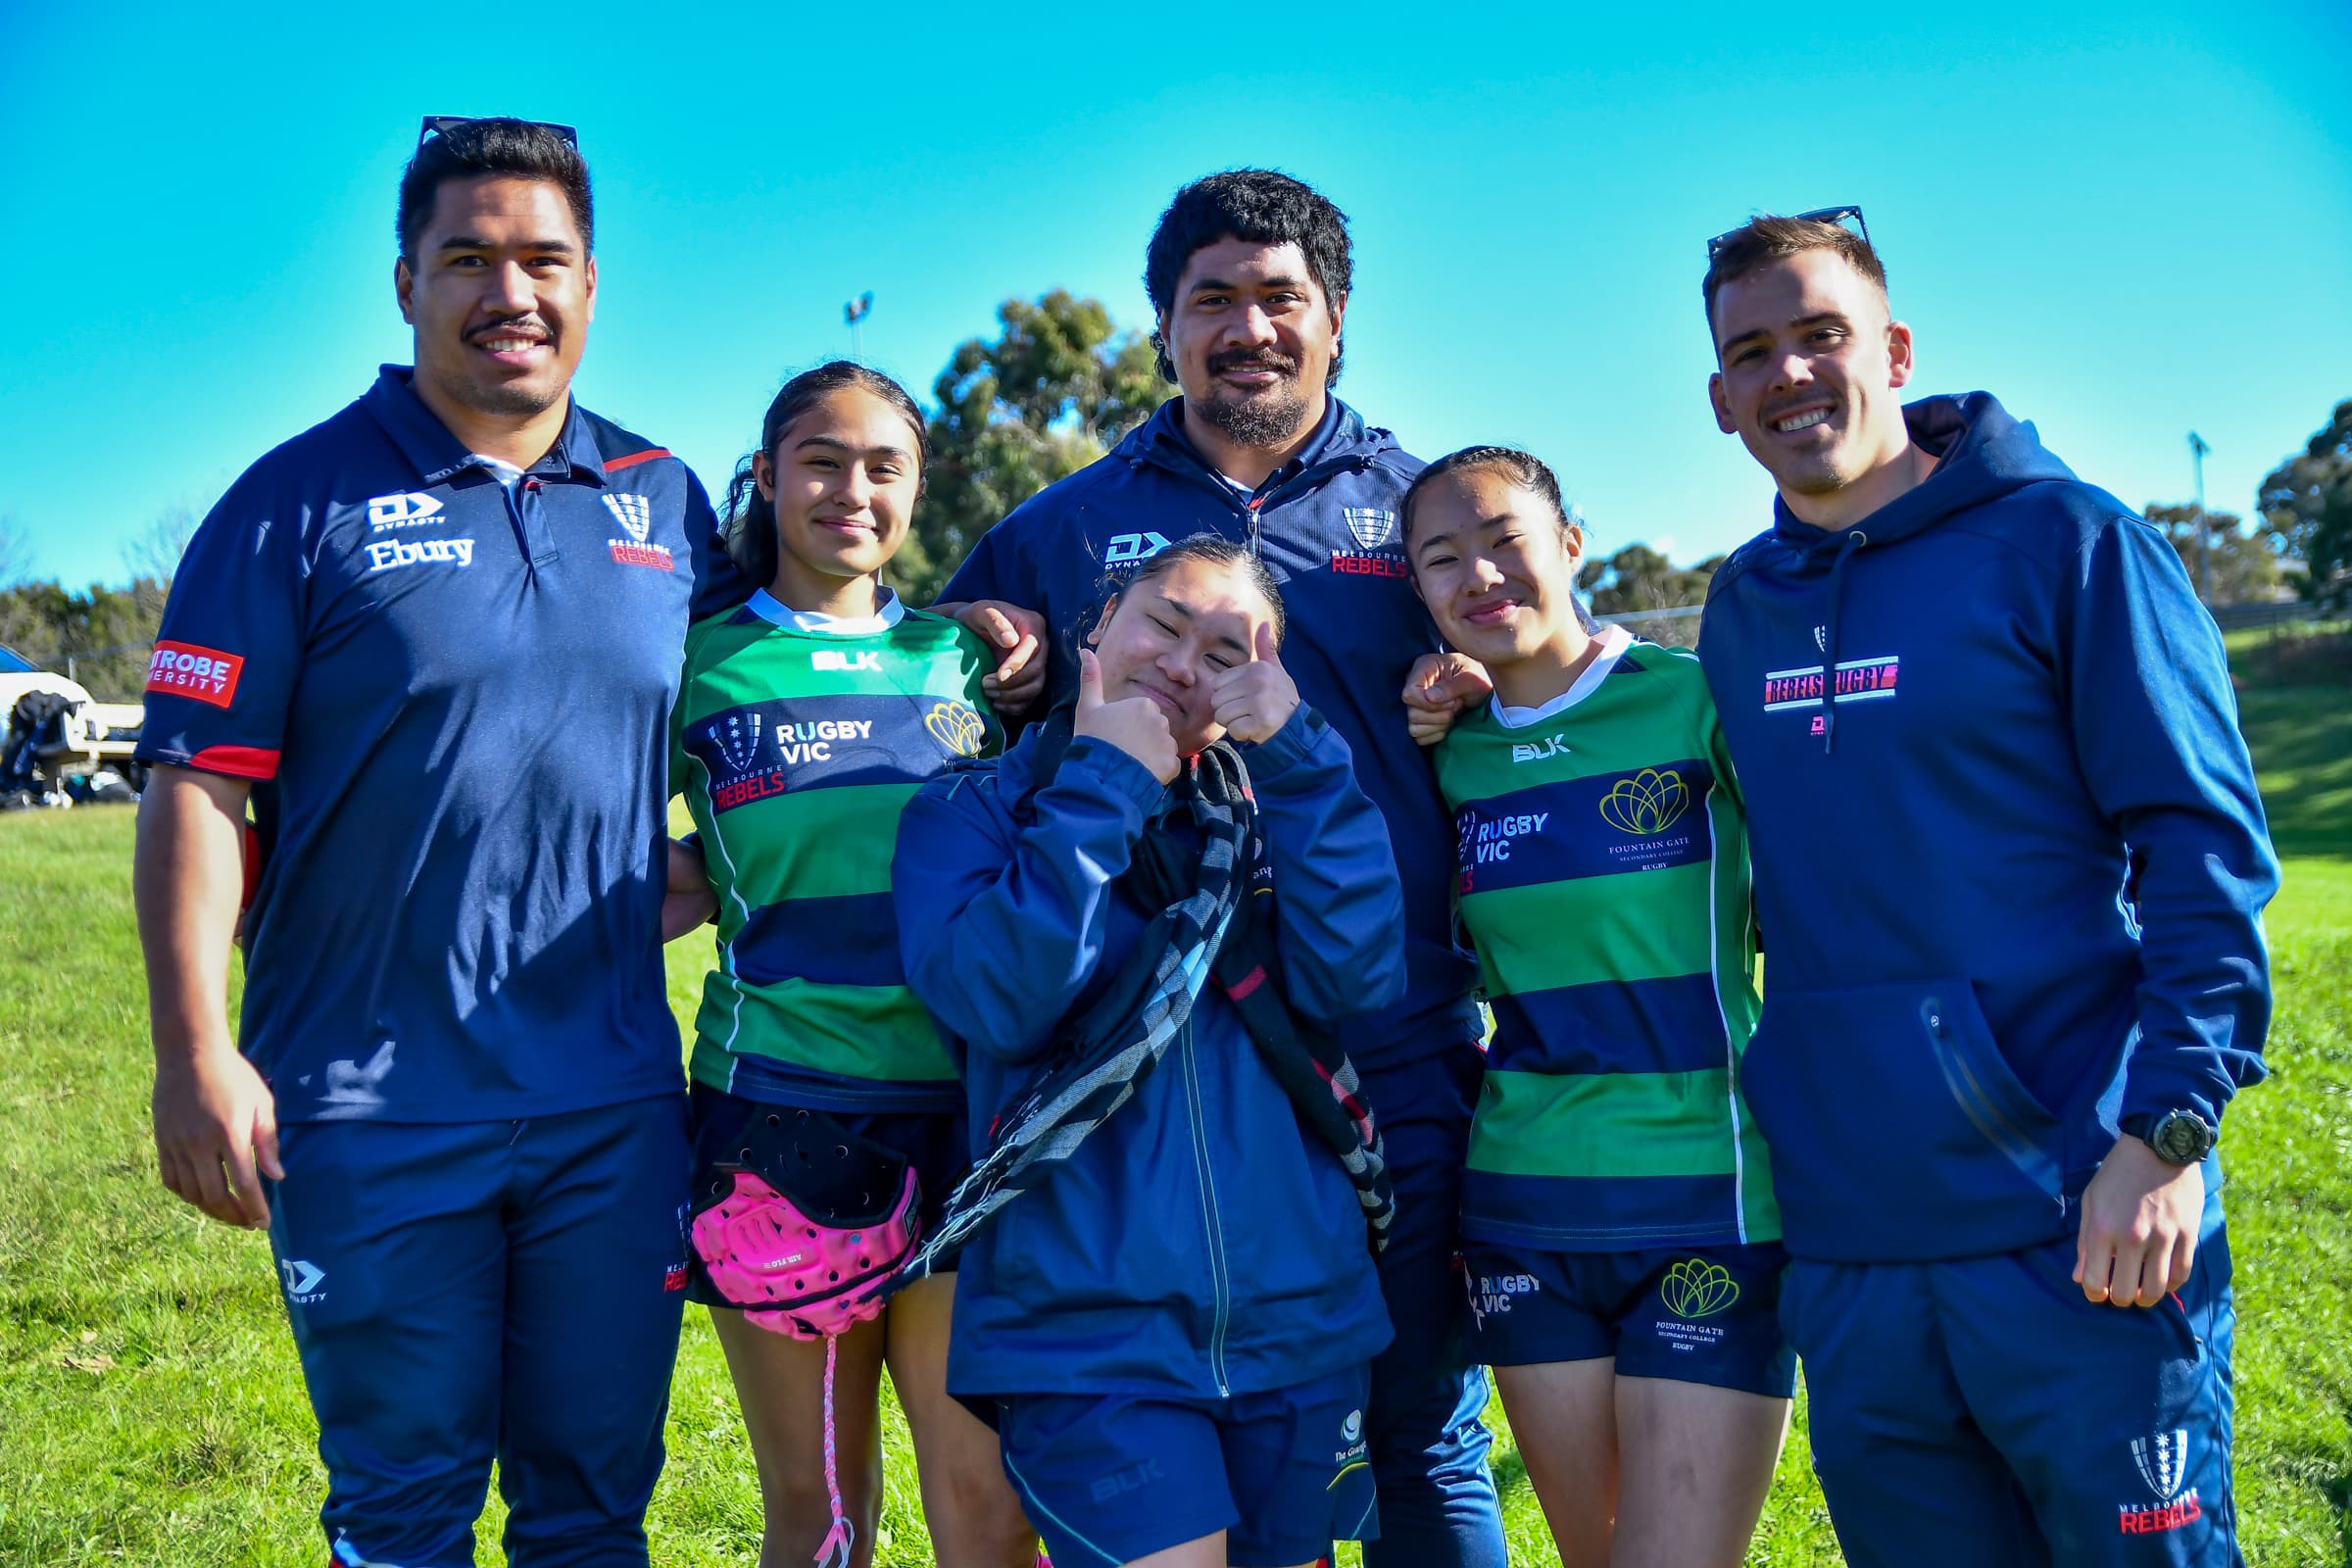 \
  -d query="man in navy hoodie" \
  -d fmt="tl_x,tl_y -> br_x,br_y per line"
938,170 -> 1506,1568
1695,213 -> 2276,1566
